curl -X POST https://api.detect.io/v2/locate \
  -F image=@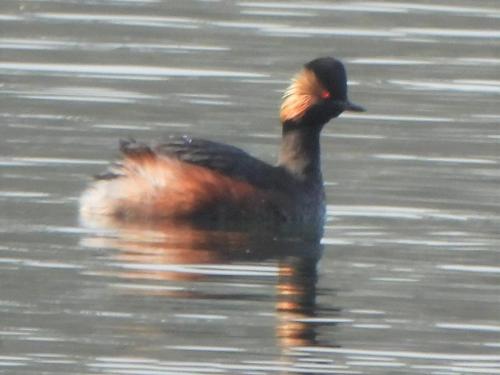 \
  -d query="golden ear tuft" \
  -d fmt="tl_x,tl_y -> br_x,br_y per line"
279,69 -> 326,123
